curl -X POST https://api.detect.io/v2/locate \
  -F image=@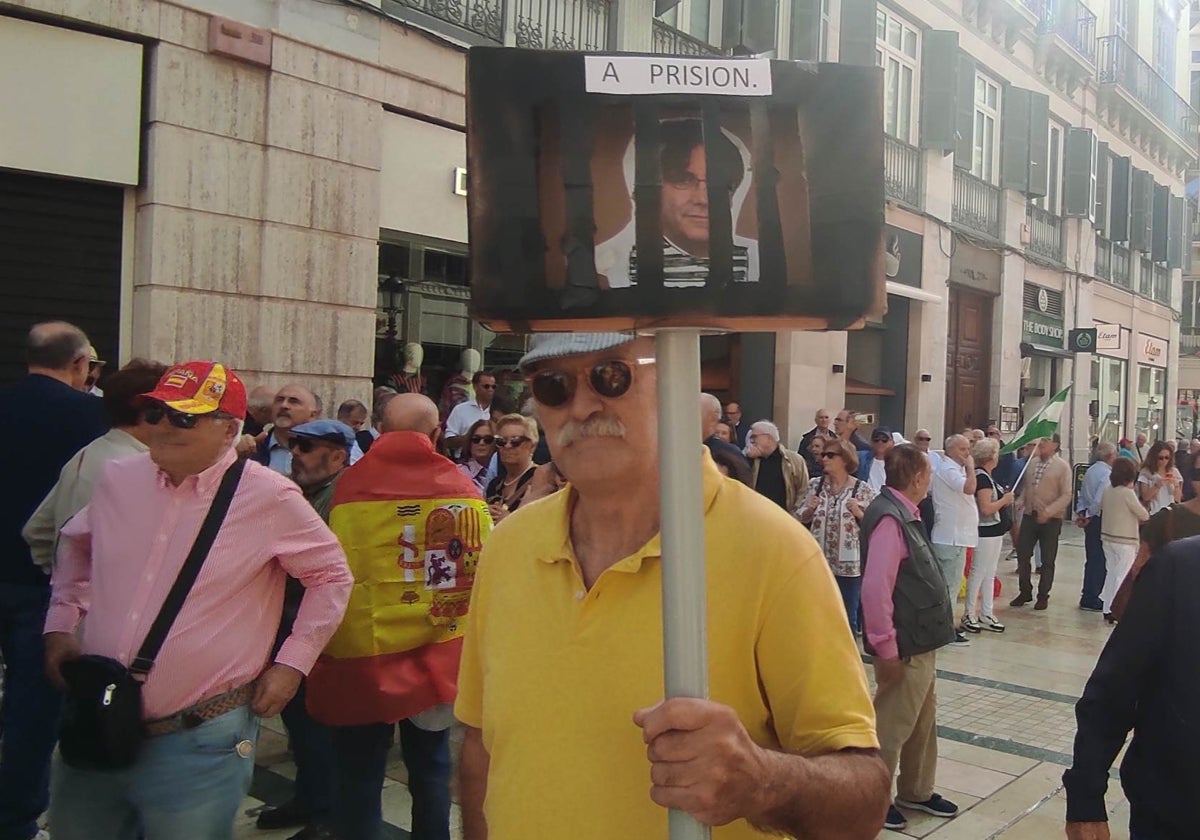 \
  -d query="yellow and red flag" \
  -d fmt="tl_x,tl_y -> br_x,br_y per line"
307,432 -> 492,726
